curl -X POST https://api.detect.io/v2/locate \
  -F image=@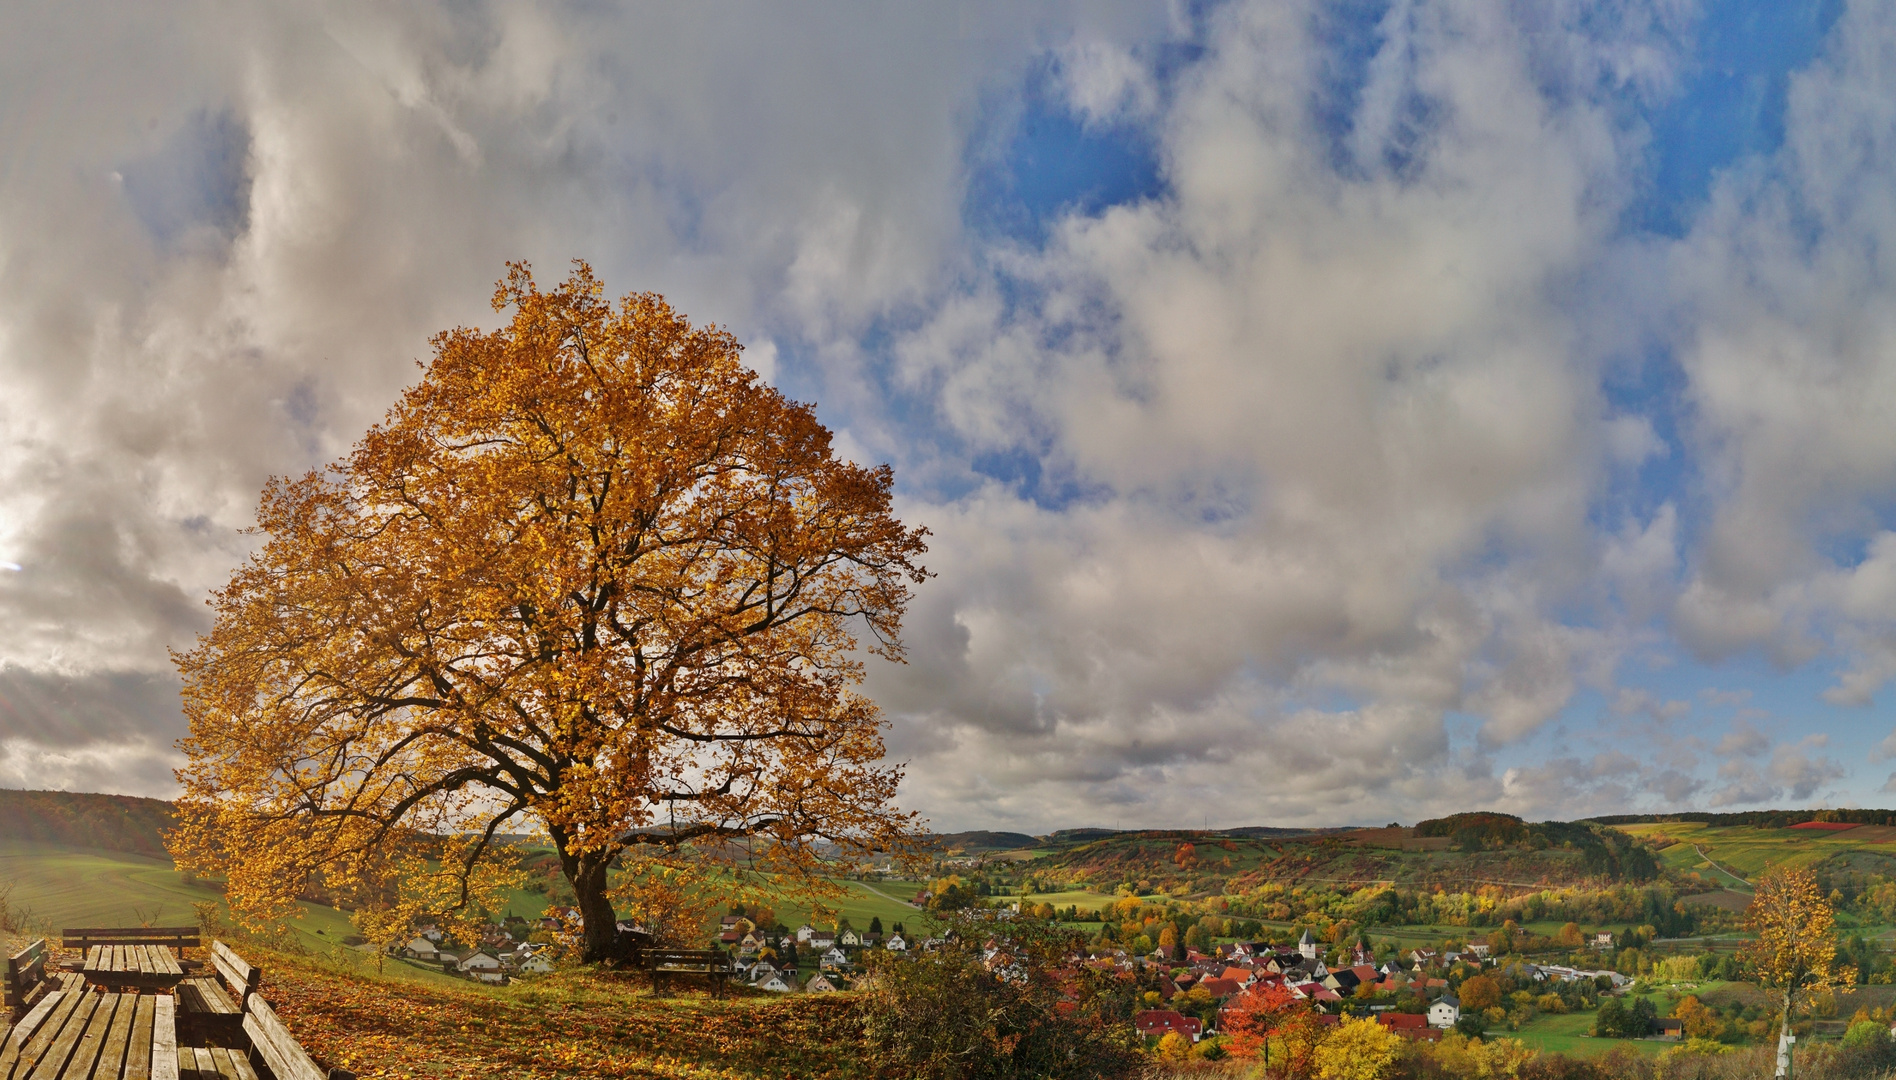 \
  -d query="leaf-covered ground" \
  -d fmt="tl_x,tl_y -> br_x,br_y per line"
259,952 -> 875,1080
